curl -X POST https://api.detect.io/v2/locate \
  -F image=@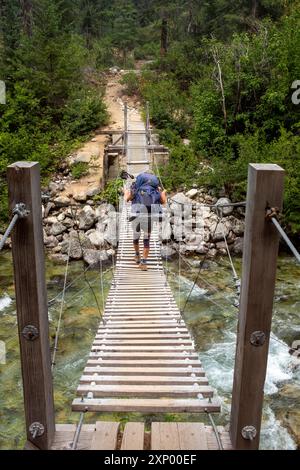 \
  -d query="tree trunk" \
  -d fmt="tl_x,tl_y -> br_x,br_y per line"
20,0 -> 33,36
251,0 -> 258,18
160,18 -> 168,56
